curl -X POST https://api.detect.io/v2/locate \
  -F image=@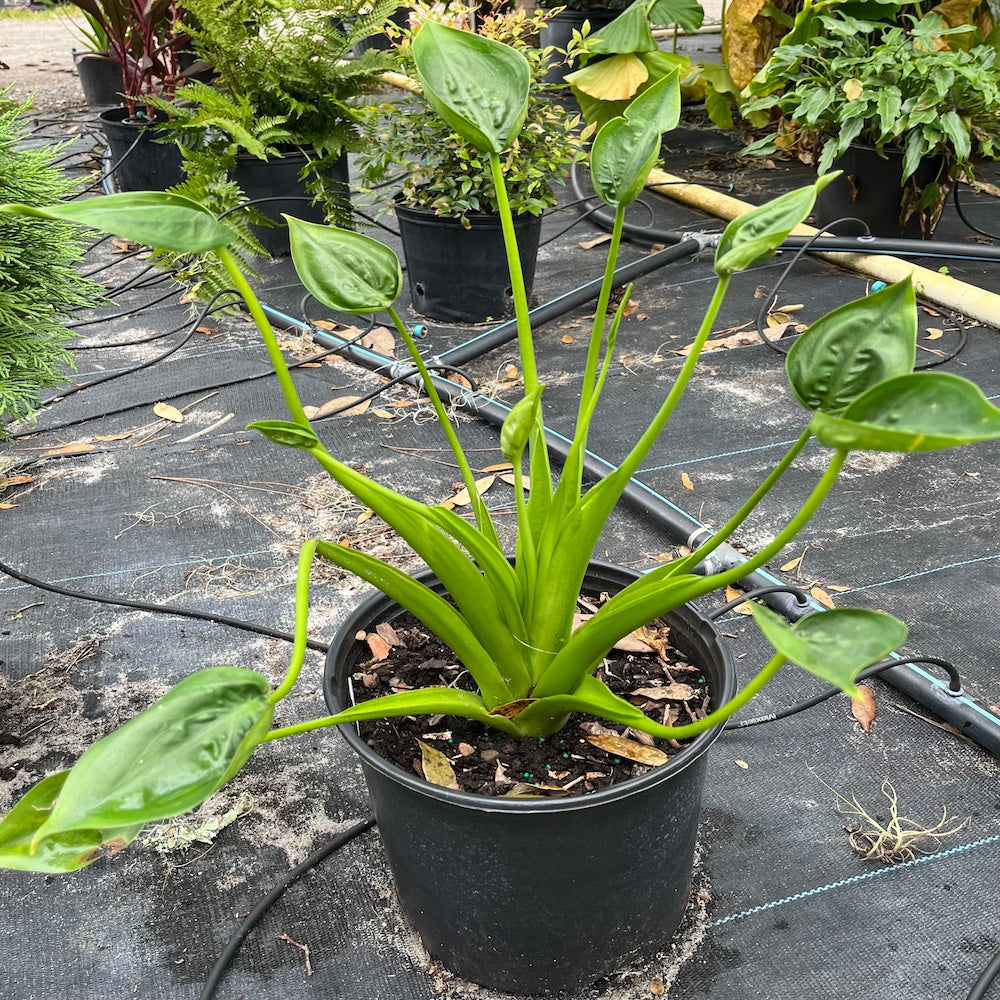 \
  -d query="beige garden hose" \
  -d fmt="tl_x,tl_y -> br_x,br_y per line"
647,167 -> 1000,331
